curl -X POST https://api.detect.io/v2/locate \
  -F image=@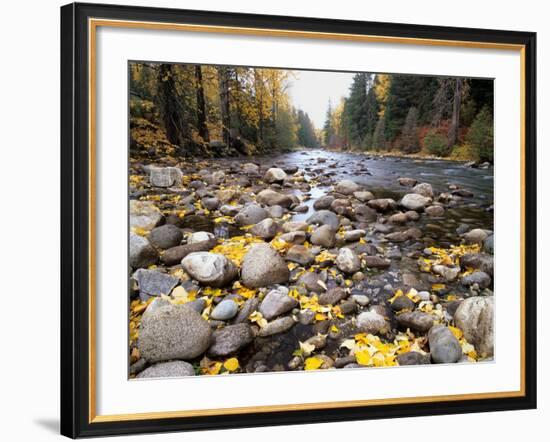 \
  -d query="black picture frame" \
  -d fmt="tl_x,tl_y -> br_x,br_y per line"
61,2 -> 537,438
